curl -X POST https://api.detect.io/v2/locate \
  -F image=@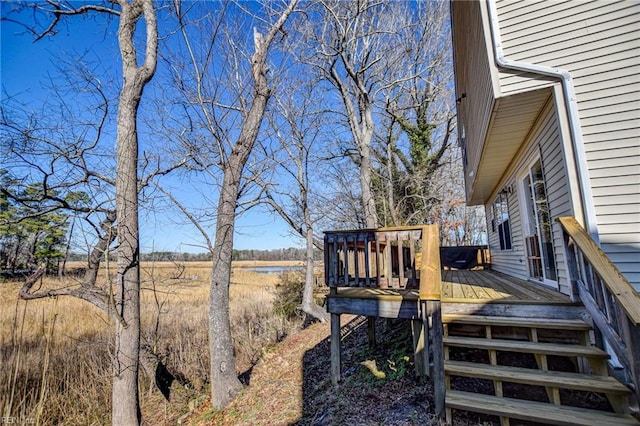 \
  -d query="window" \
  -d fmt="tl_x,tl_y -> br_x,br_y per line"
493,192 -> 512,250
458,123 -> 468,167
